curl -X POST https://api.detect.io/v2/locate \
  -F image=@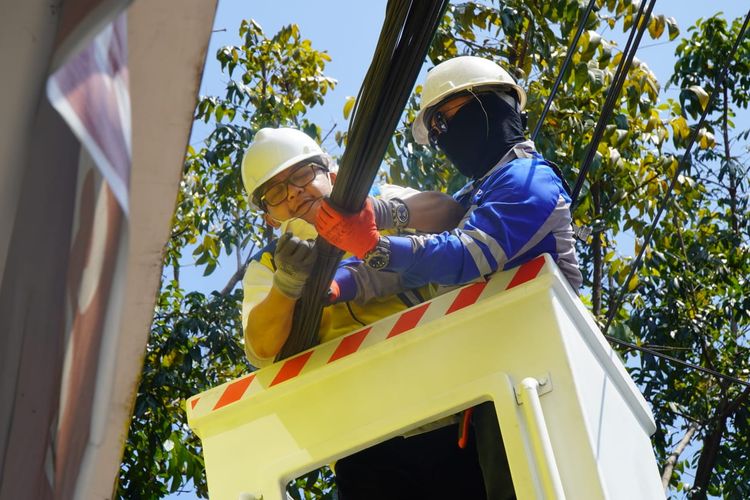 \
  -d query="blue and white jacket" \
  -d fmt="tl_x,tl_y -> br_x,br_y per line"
384,141 -> 582,291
